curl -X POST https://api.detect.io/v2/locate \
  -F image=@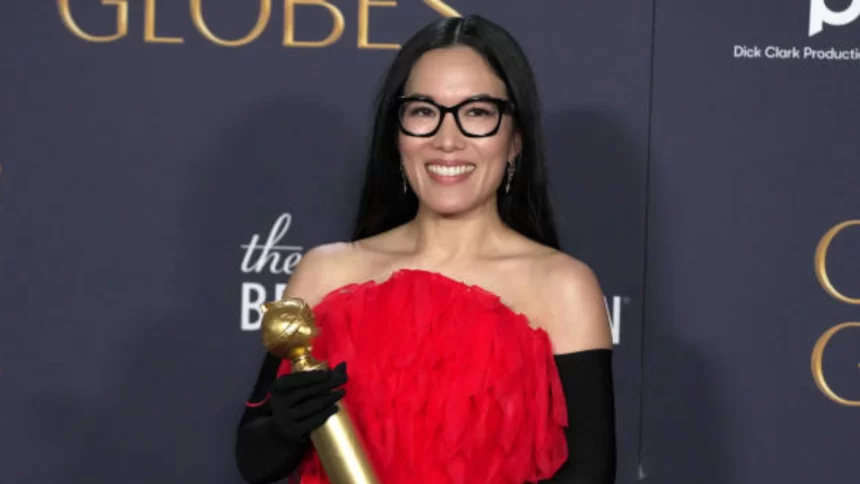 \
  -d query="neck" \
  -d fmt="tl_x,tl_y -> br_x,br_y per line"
405,198 -> 507,261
